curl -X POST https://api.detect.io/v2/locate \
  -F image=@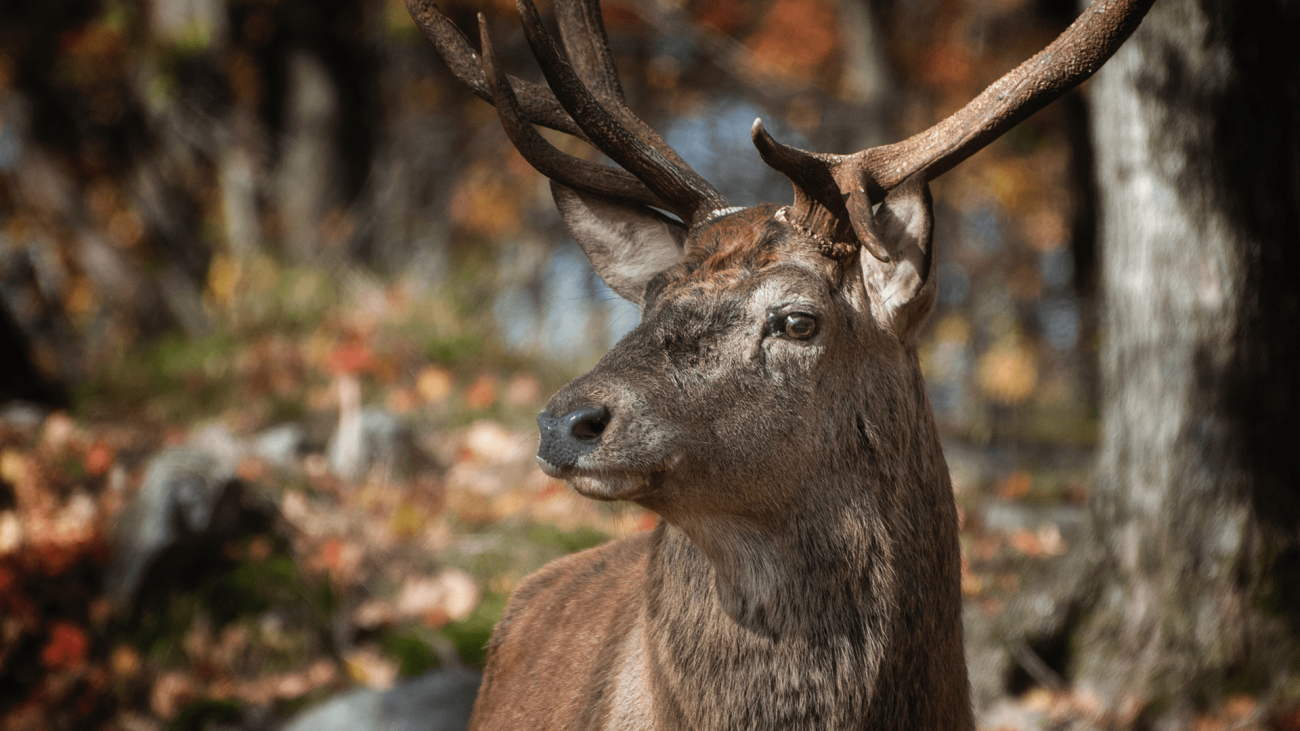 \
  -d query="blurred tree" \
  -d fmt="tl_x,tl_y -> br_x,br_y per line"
1076,0 -> 1300,721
